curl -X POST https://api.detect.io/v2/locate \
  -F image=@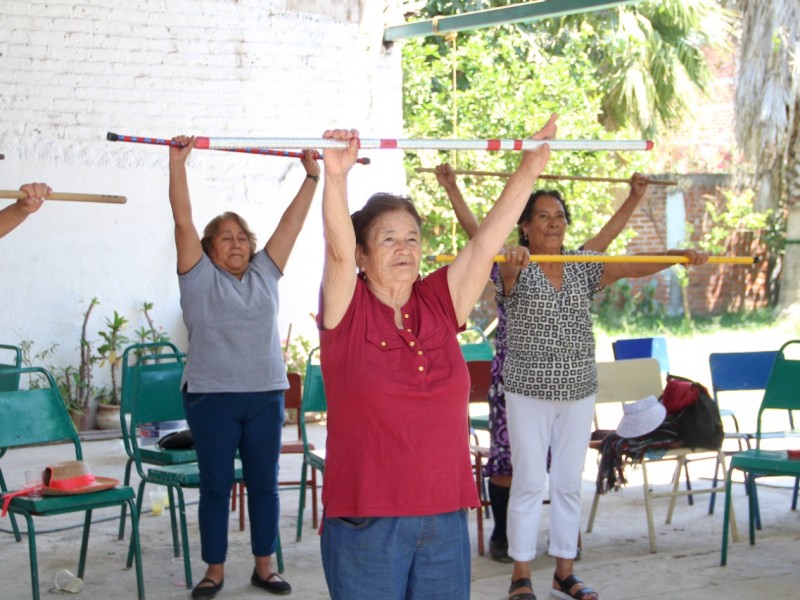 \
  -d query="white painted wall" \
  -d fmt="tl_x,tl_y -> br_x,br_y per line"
0,0 -> 406,387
